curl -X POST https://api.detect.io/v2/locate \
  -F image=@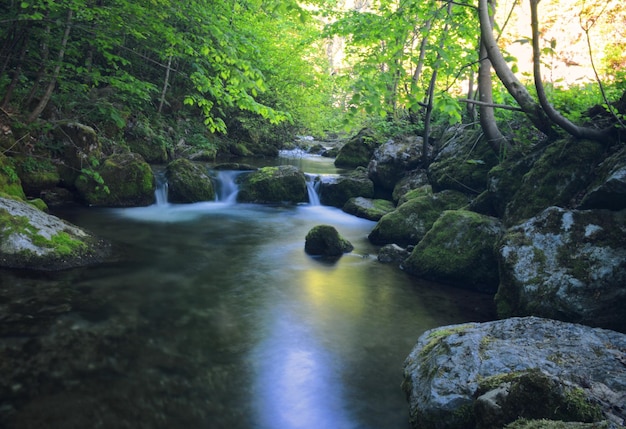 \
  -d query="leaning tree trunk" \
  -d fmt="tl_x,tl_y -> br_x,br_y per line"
27,9 -> 73,123
529,0 -> 610,141
478,0 -> 556,138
